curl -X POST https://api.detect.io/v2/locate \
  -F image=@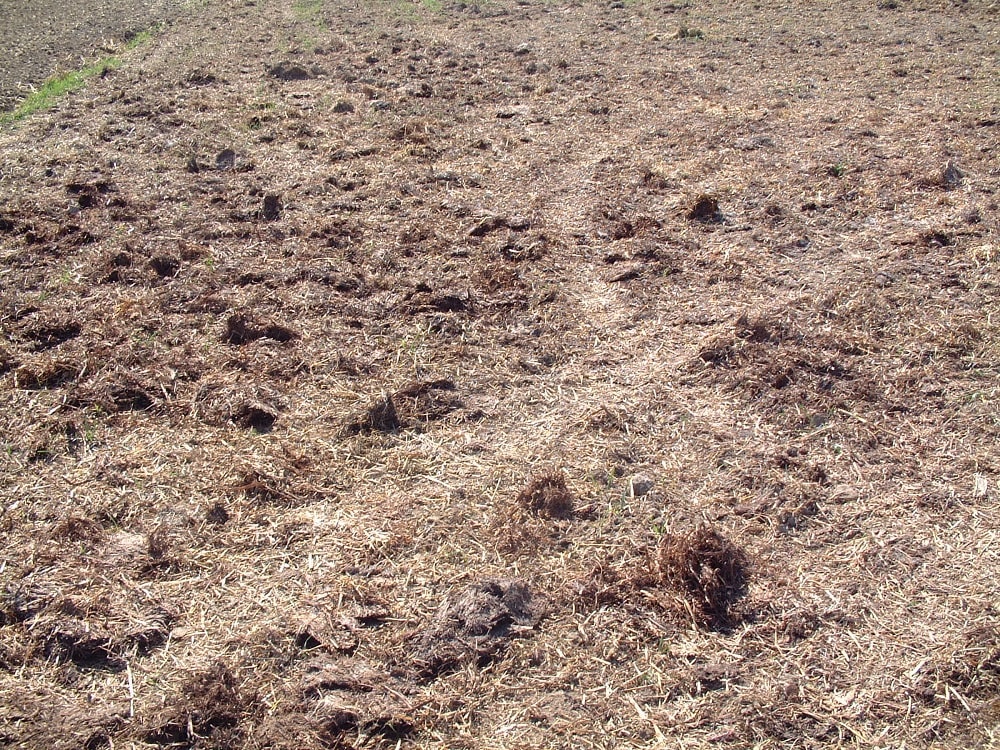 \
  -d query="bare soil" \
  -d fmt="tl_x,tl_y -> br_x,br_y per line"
1,0 -> 999,748
0,0 -> 181,112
